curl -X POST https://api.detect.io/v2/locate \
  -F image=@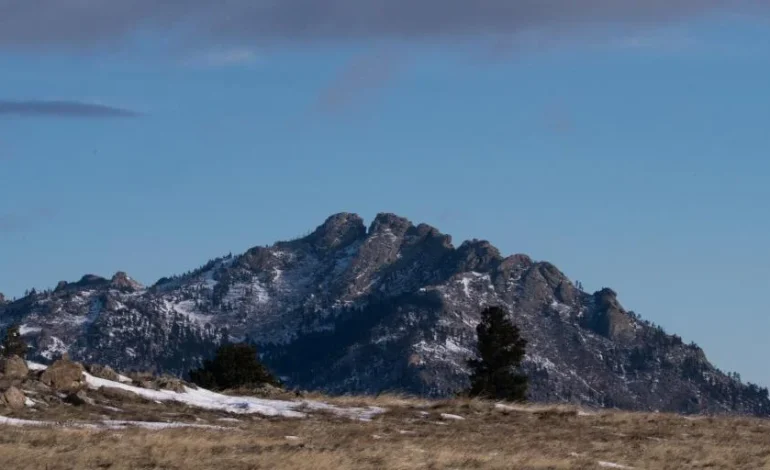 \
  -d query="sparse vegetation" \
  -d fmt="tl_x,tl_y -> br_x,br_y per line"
1,399 -> 770,469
